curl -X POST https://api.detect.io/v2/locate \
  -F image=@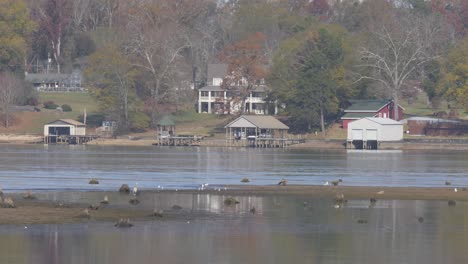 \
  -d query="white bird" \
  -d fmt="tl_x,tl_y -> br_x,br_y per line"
132,183 -> 138,196
454,188 -> 458,193
324,181 -> 330,186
